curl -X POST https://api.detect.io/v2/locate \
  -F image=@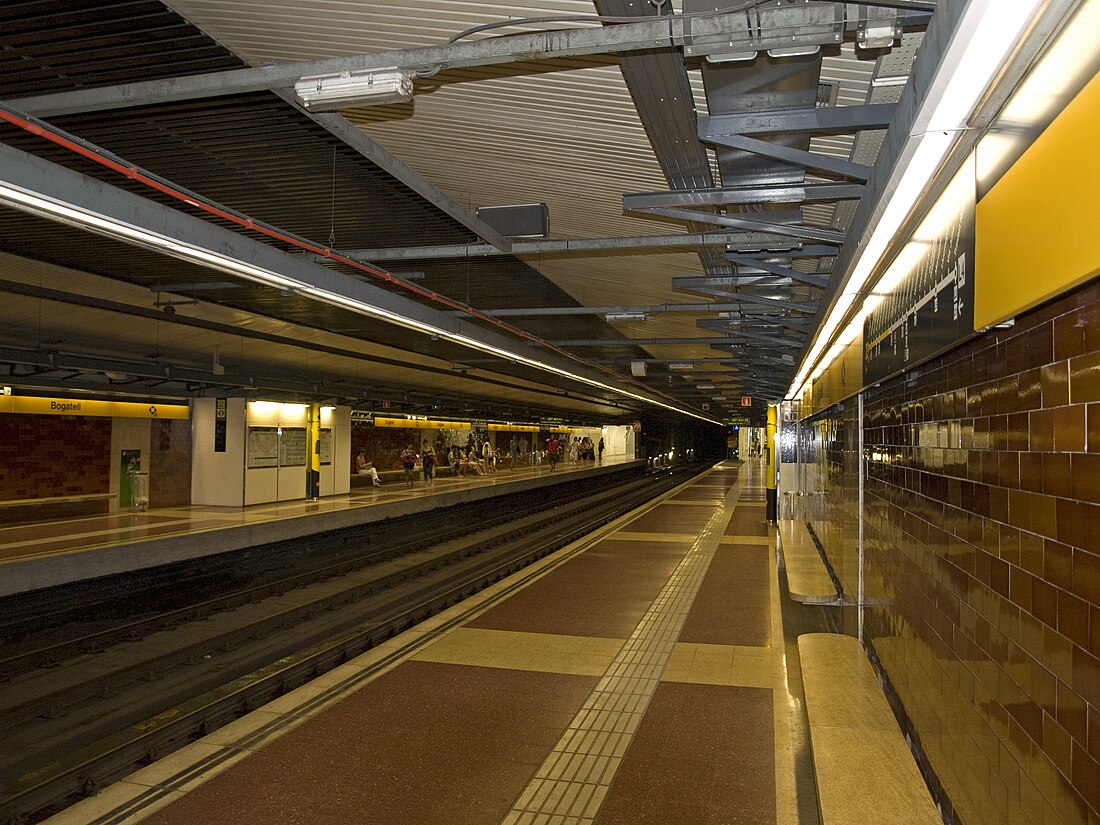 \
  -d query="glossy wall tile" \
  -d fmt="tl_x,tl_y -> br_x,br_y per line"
801,278 -> 1100,825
